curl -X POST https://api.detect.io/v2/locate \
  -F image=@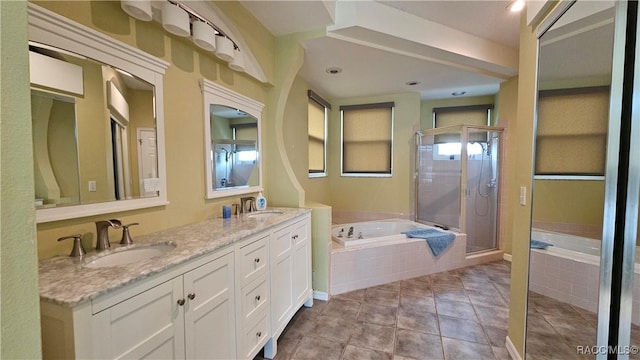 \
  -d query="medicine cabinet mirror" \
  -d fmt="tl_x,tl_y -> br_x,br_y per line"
29,4 -> 169,223
201,80 -> 264,199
